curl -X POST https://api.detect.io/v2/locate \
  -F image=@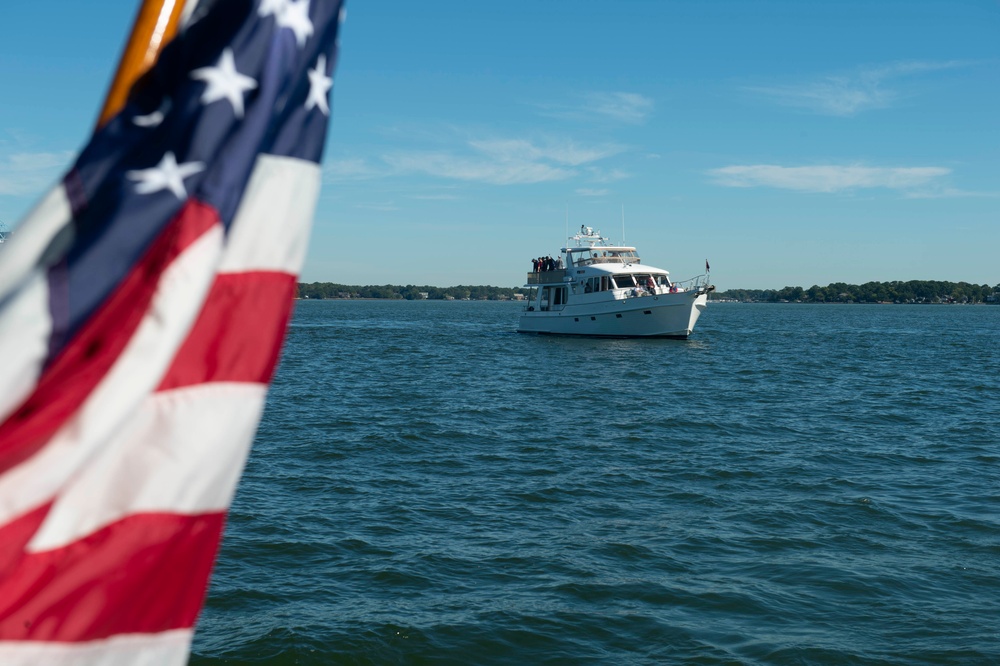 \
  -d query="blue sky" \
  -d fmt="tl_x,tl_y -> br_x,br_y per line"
1,0 -> 997,289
